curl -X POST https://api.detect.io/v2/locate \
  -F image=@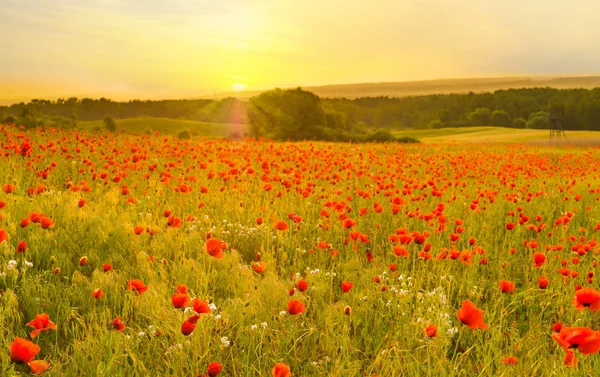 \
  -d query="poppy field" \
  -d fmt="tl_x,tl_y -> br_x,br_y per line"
2,124 -> 600,376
